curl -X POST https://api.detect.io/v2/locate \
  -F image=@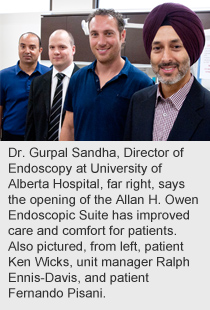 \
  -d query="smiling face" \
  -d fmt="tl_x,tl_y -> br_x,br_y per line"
89,15 -> 126,65
49,30 -> 75,72
151,26 -> 191,89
